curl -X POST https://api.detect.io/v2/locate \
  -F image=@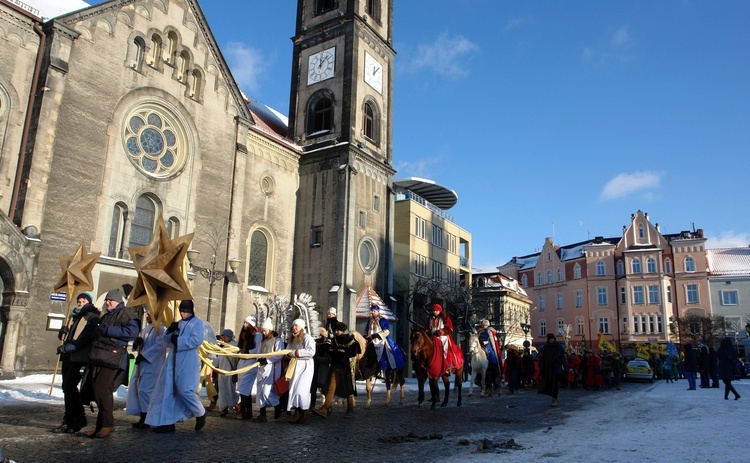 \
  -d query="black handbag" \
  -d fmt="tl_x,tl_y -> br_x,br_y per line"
88,339 -> 126,369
